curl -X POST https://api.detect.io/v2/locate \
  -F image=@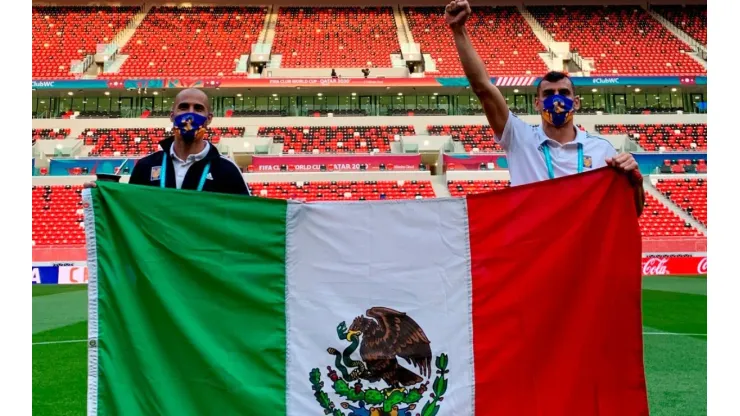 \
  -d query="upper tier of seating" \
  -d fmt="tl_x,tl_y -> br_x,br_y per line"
258,125 -> 415,154
447,180 -> 510,198
32,185 -> 85,246
80,127 -> 244,156
33,129 -> 70,145
32,6 -> 138,79
528,6 -> 706,75
405,6 -> 548,76
653,5 -> 707,45
248,180 -> 435,201
654,178 -> 707,226
105,6 -> 265,78
595,123 -> 706,151
428,124 -> 503,152
272,7 -> 398,68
